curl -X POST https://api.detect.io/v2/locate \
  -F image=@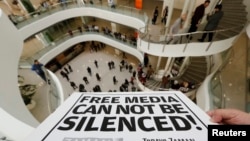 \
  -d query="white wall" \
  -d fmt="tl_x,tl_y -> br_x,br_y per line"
0,10 -> 39,128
